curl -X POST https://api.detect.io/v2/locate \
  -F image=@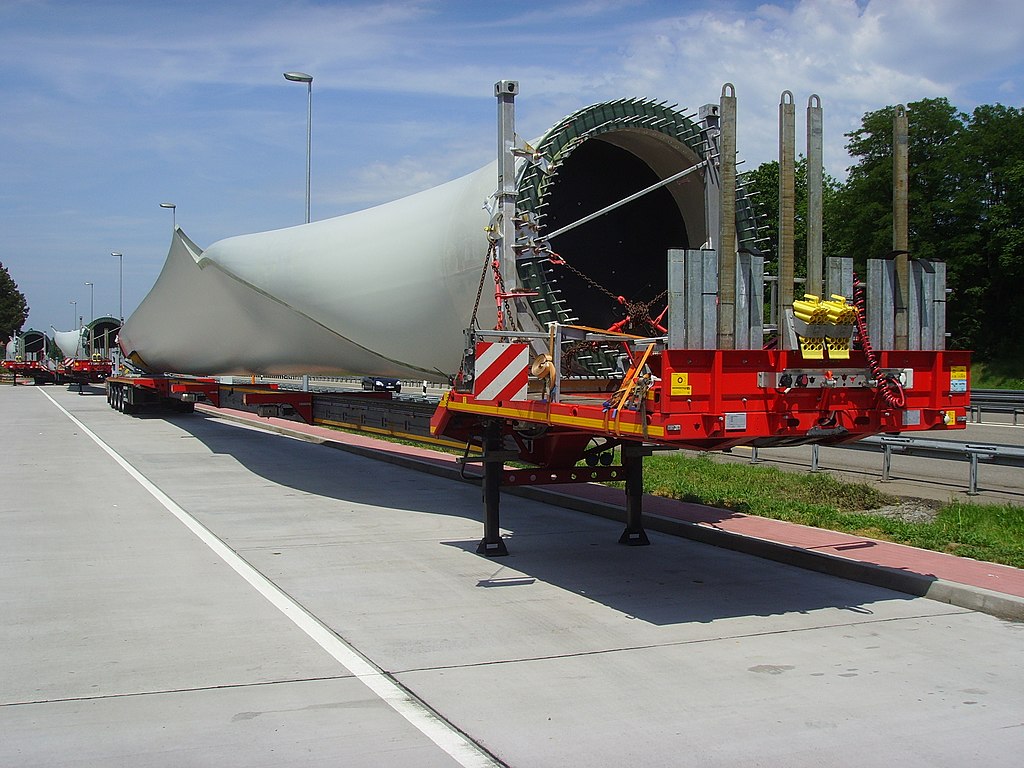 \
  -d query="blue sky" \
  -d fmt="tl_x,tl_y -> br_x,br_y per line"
2,0 -> 1022,333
